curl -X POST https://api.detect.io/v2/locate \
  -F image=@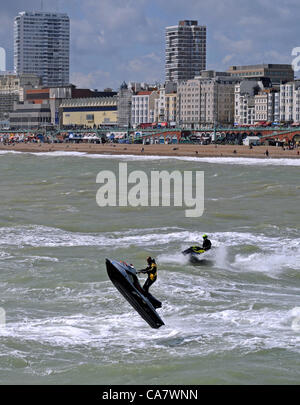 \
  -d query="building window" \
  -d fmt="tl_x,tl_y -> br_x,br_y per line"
86,114 -> 94,121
